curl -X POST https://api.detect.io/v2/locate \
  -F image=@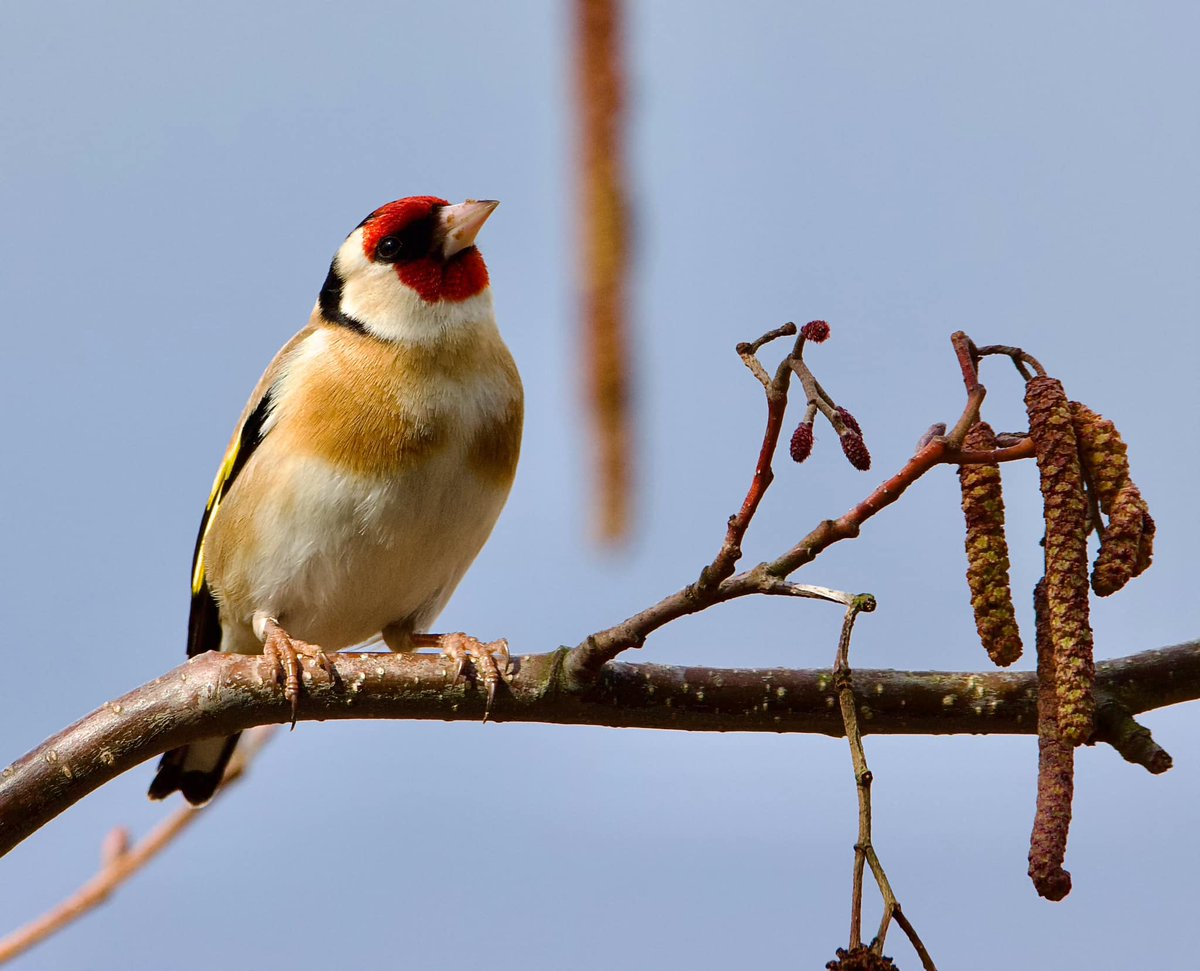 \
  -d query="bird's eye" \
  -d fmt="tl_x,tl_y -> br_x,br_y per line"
376,236 -> 404,262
